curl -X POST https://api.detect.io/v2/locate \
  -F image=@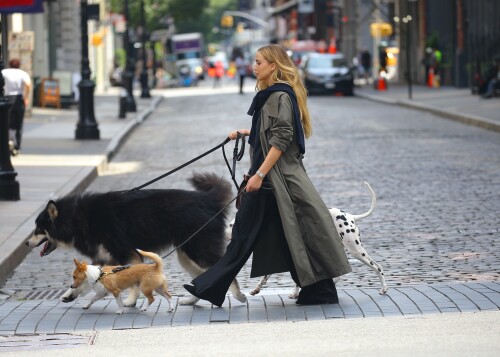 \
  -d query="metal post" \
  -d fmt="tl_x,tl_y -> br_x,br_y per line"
75,0 -> 100,139
407,0 -> 418,100
122,0 -> 137,112
140,0 -> 151,98
0,14 -> 20,200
